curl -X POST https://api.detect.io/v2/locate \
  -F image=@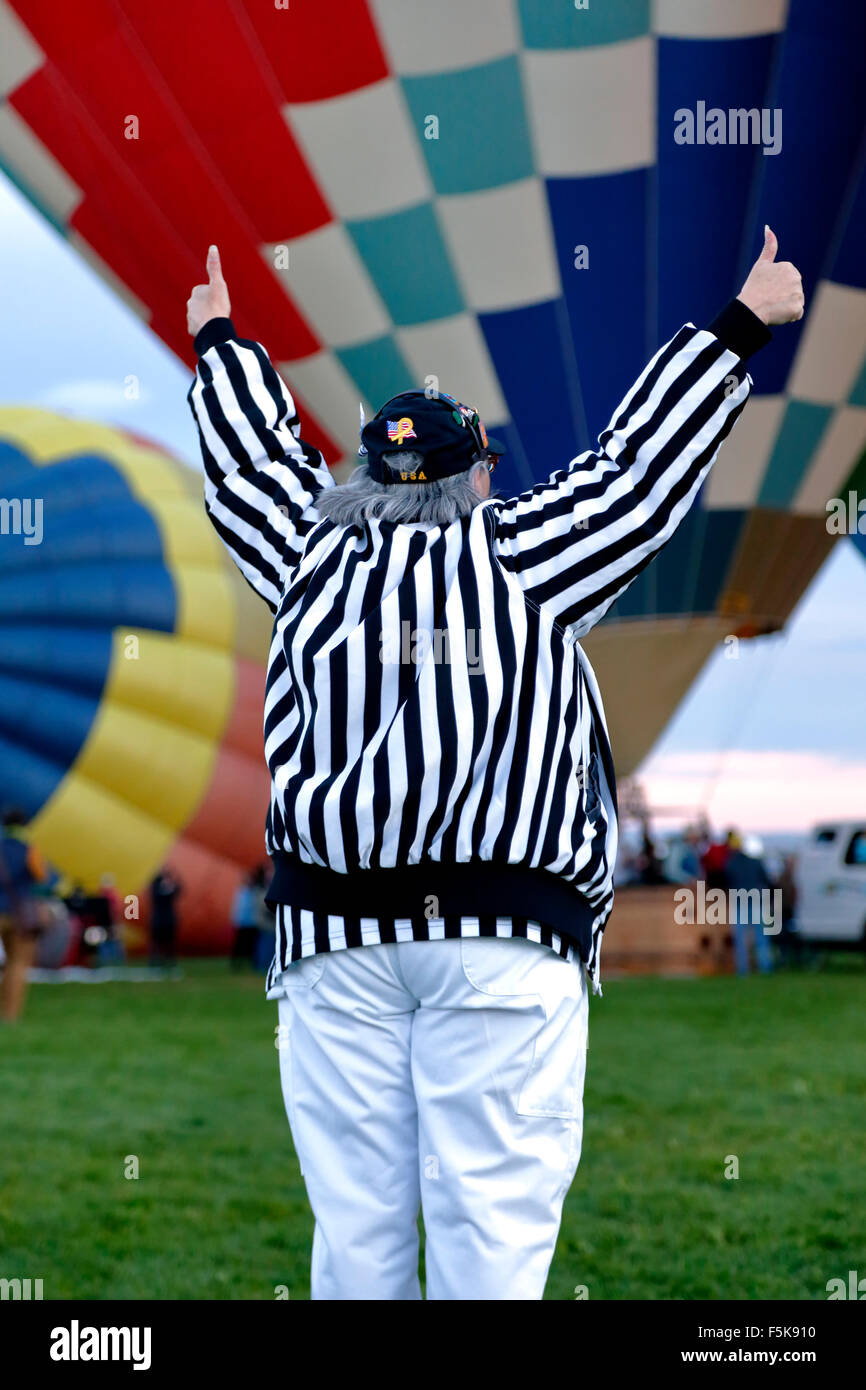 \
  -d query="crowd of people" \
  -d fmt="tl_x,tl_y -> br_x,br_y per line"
617,817 -> 800,974
0,797 -> 813,1022
0,808 -> 138,1019
0,802 -> 280,1020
